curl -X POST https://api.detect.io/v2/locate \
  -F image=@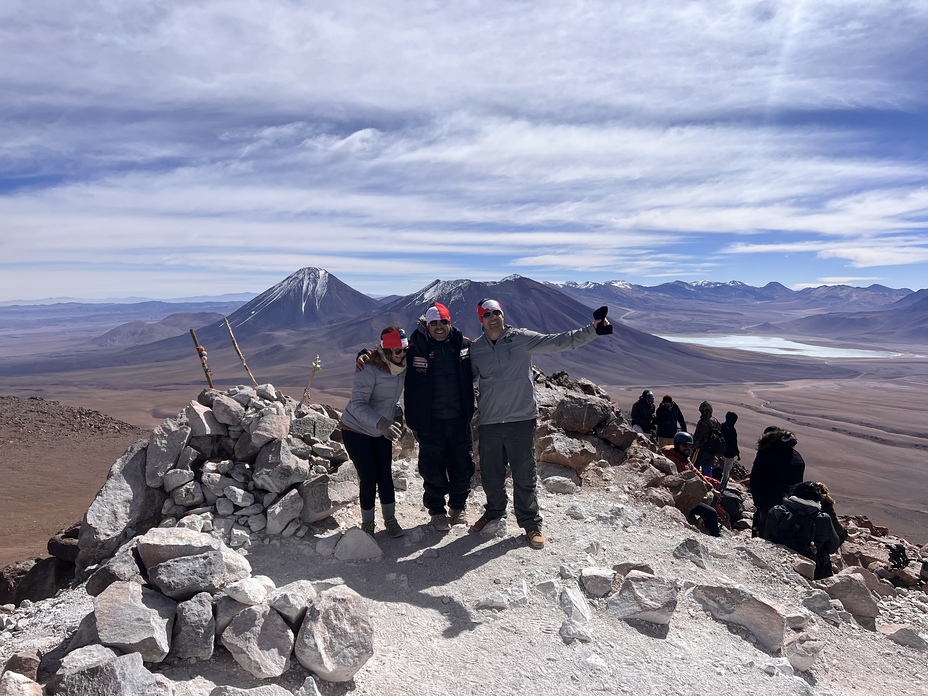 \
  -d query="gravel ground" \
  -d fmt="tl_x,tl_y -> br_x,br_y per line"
3,453 -> 927,695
